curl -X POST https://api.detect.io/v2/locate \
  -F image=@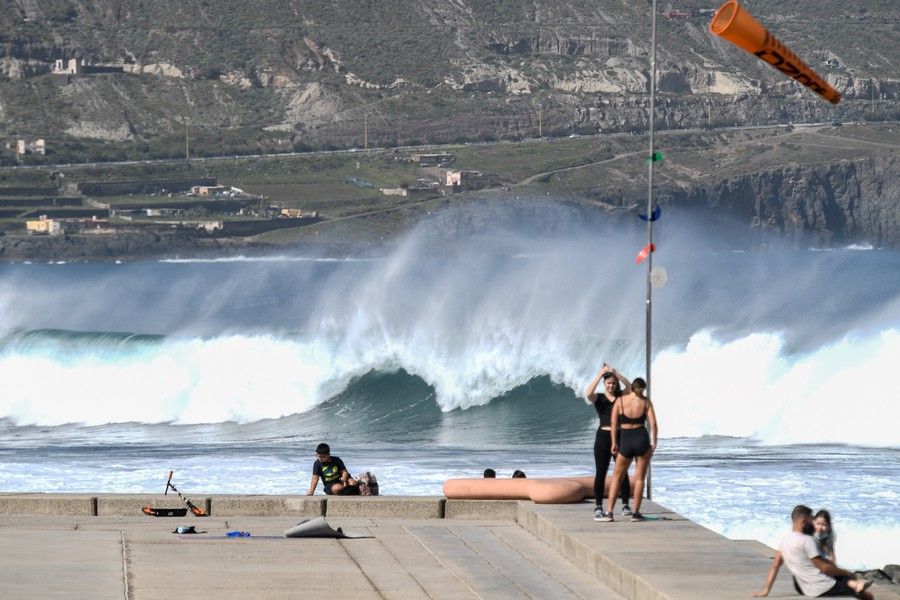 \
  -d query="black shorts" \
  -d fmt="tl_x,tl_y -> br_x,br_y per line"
324,481 -> 360,496
323,481 -> 342,495
819,576 -> 864,598
618,426 -> 651,459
